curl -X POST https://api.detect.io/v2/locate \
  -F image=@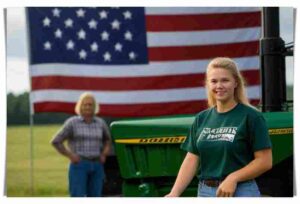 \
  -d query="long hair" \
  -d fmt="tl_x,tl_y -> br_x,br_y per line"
205,57 -> 251,108
74,92 -> 99,115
